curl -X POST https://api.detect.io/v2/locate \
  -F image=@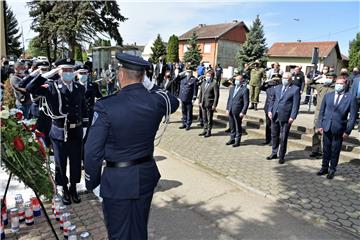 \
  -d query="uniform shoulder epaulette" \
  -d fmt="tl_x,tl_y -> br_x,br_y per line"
97,91 -> 119,101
